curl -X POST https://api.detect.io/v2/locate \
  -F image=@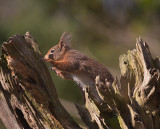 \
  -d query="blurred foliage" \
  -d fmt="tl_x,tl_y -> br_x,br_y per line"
0,119 -> 6,129
0,0 -> 160,103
